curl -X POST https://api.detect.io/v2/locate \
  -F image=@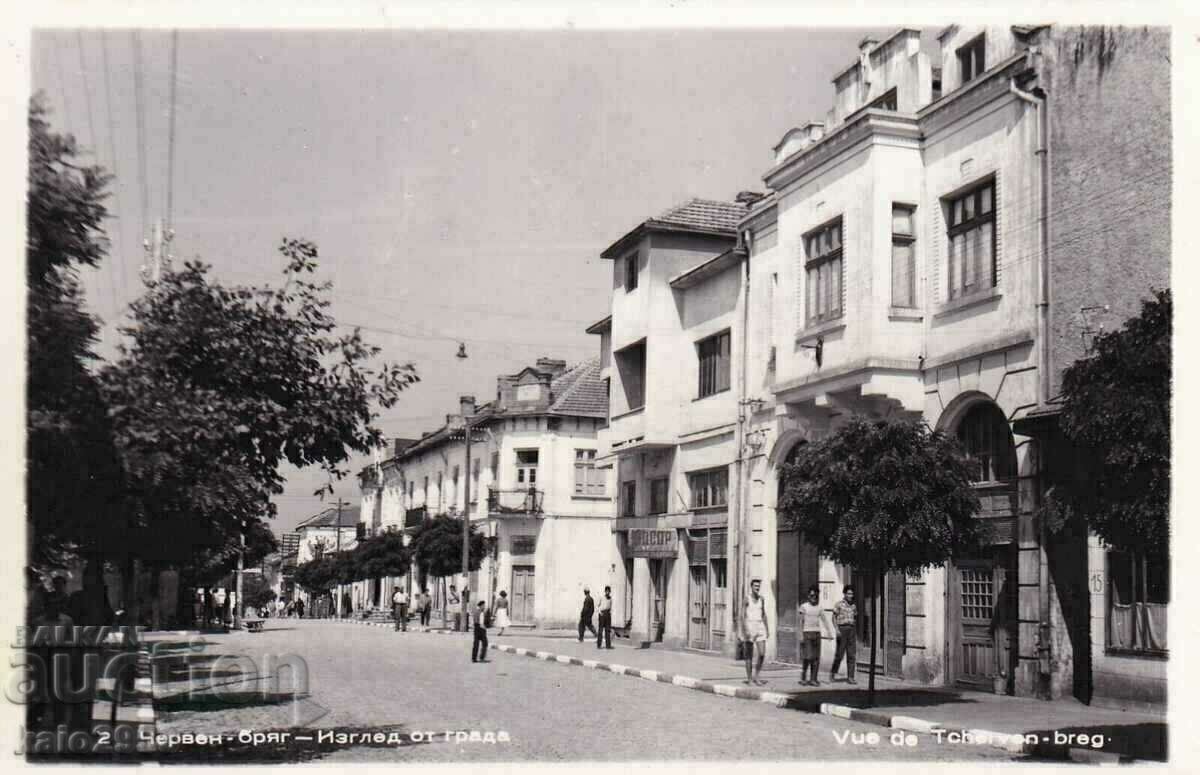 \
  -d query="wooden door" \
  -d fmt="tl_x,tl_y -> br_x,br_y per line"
853,571 -> 883,677
885,571 -> 906,677
688,564 -> 709,650
650,560 -> 667,642
949,550 -> 1015,690
775,530 -> 801,662
511,565 -> 535,623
